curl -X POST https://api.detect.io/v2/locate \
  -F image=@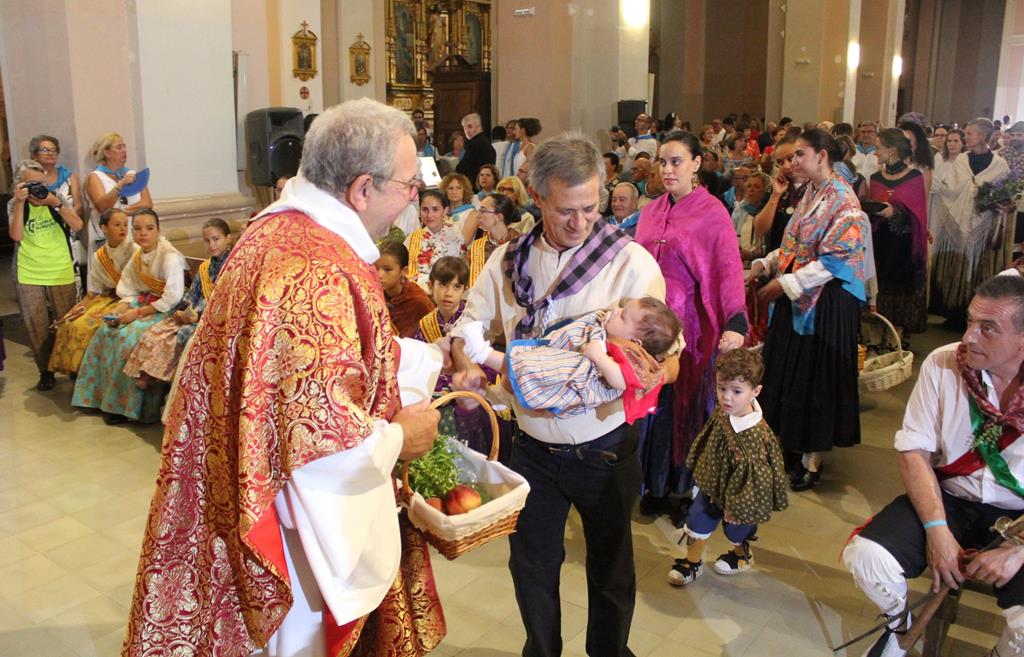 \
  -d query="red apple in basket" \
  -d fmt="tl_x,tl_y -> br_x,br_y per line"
425,497 -> 445,513
445,484 -> 482,515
